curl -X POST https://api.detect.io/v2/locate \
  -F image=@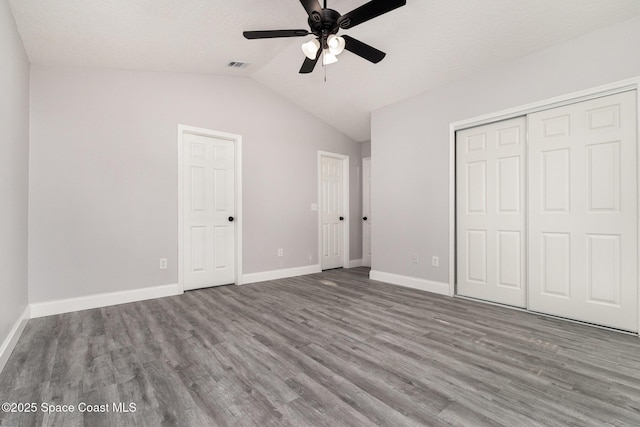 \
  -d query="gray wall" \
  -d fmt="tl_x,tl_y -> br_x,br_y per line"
0,0 -> 29,345
361,140 -> 371,158
371,15 -> 640,284
29,66 -> 361,303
